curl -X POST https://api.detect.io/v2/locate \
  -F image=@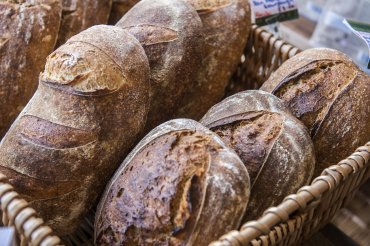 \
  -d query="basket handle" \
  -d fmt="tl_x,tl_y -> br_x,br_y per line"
0,173 -> 61,246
